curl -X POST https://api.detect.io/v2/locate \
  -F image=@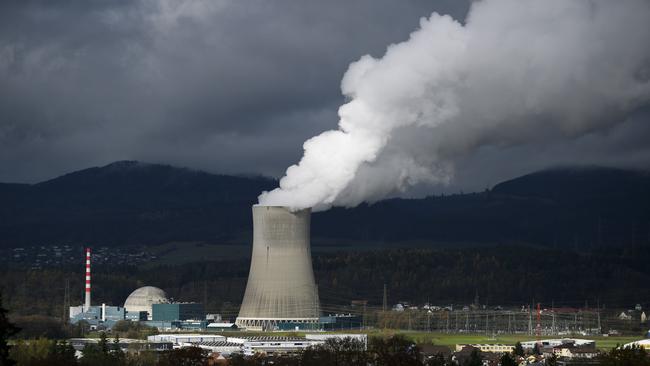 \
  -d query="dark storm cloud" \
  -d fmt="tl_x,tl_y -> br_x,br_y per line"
0,0 -> 470,182
1,0 -> 648,198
